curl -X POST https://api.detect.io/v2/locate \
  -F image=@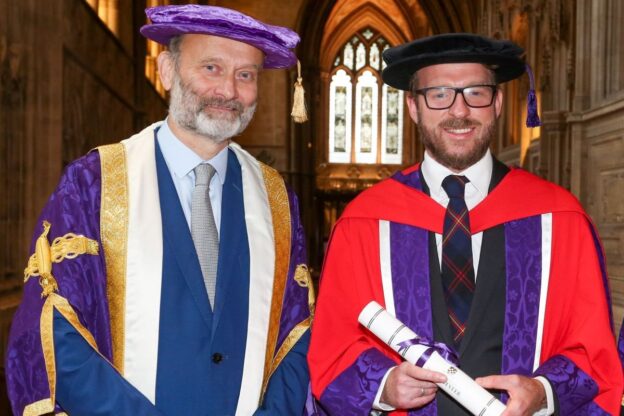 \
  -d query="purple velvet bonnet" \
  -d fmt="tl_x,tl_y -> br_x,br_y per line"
140,4 -> 300,69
